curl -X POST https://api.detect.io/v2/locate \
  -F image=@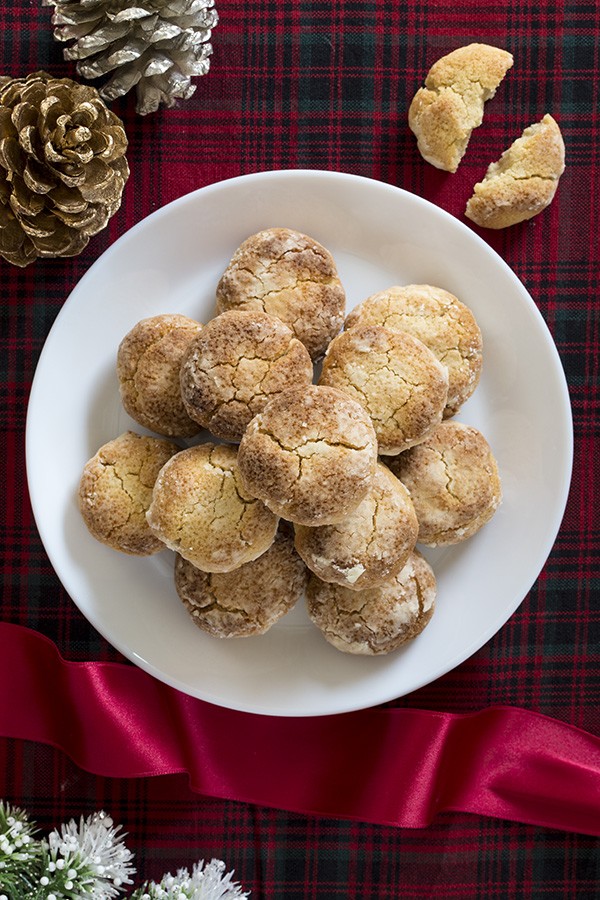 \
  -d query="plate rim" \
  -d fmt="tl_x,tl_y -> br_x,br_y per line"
25,169 -> 574,716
